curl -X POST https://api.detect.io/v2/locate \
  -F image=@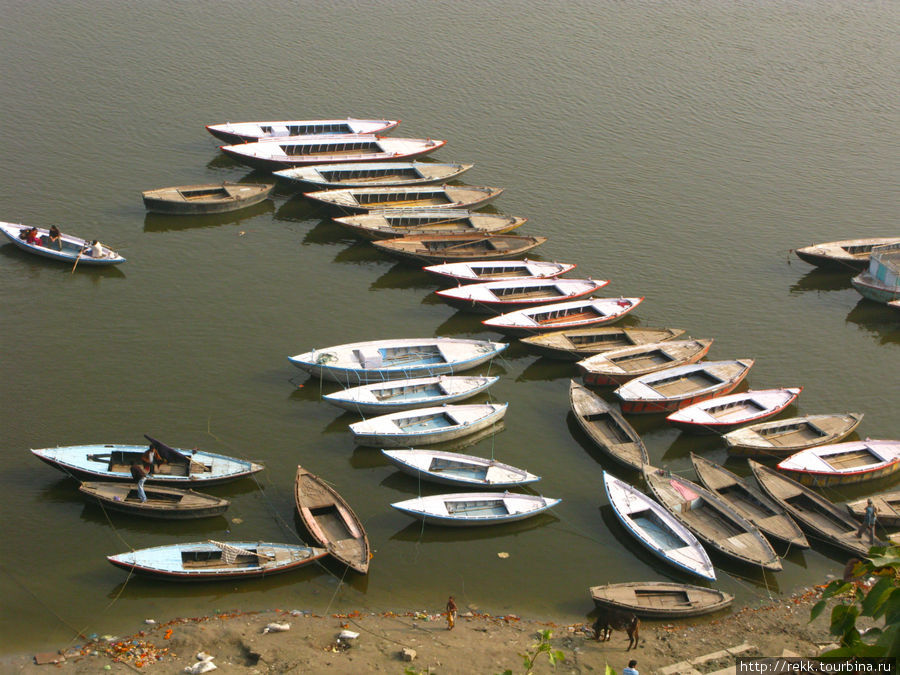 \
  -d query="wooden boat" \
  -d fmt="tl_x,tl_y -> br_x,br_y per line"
689,453 -> 809,549
0,222 -> 125,266
274,161 -> 473,189
322,375 -> 499,415
391,492 -> 560,526
642,464 -> 782,571
577,339 -> 714,387
78,482 -> 230,520
776,440 -> 900,487
723,413 -> 864,459
436,278 -> 610,314
590,581 -> 732,618
615,359 -> 754,415
851,243 -> 900,303
220,135 -> 446,171
334,209 -> 526,240
666,387 -> 802,435
603,472 -> 715,580
141,182 -> 273,215
423,259 -> 576,284
294,466 -> 370,574
381,448 -> 540,488
288,337 -> 507,384
569,381 -> 648,471
846,491 -> 900,528
749,460 -> 885,556
482,297 -> 643,337
206,118 -> 399,144
305,185 -> 503,213
349,403 -> 508,447
794,237 -> 900,270
520,326 -> 687,361
107,540 -> 328,581
371,233 -> 547,264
